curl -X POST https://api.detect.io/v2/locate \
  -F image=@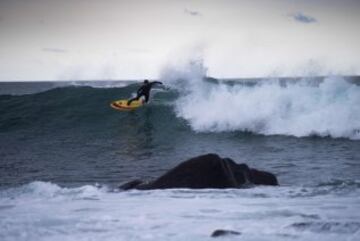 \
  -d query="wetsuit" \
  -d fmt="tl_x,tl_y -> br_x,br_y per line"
127,81 -> 163,105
